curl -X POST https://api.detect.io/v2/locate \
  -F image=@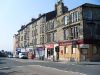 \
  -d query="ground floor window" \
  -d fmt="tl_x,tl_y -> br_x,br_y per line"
81,48 -> 88,55
47,48 -> 54,57
96,45 -> 100,55
93,46 -> 97,54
